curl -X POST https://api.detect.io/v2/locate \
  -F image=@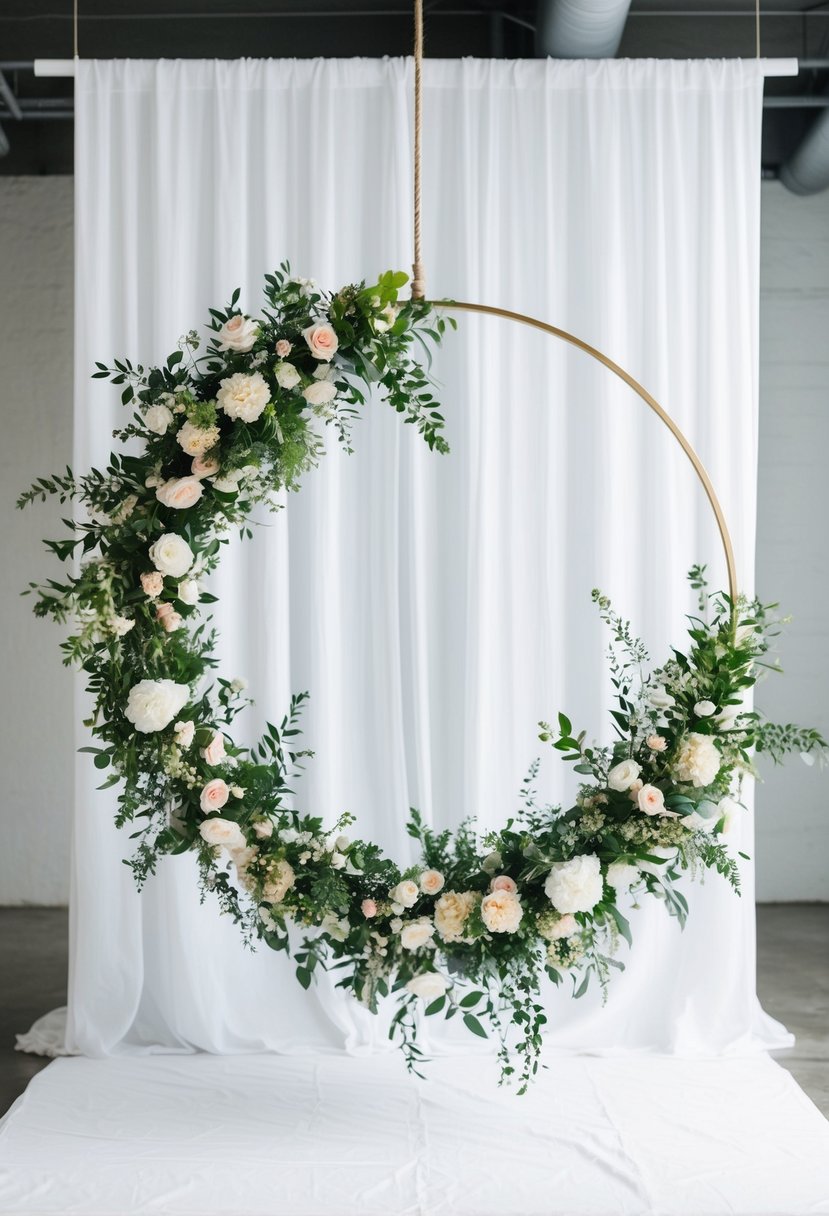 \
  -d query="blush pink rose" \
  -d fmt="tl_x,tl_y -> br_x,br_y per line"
155,602 -> 183,632
275,339 -> 292,357
141,571 -> 164,599
637,784 -> 666,815
156,476 -> 204,511
200,777 -> 230,814
361,899 -> 378,918
202,731 -> 226,766
191,454 -> 220,480
490,874 -> 518,894
303,323 -> 339,361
